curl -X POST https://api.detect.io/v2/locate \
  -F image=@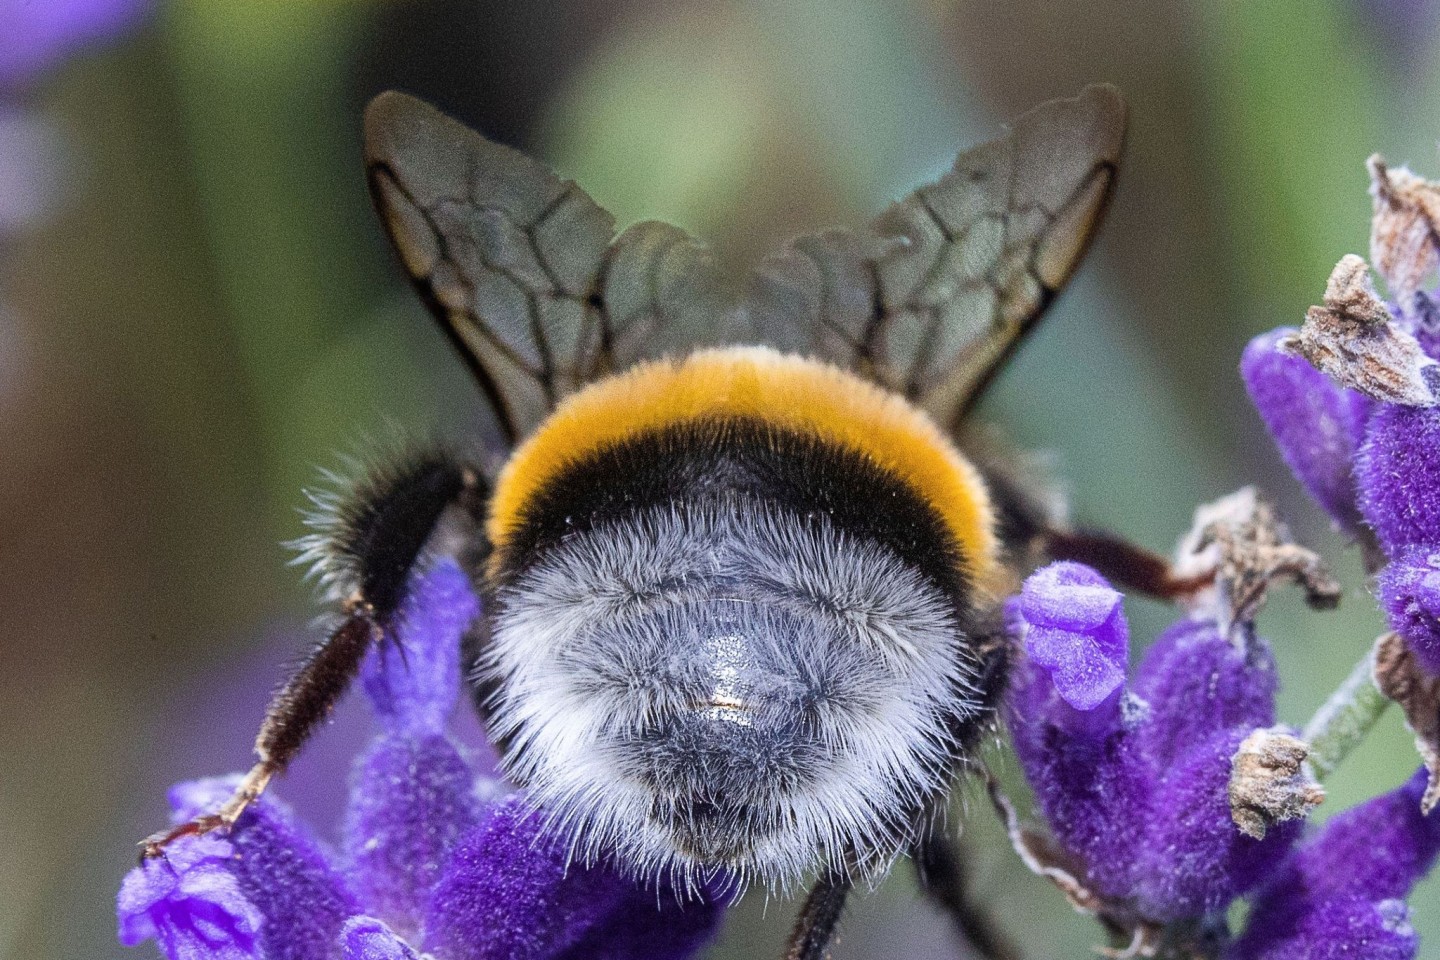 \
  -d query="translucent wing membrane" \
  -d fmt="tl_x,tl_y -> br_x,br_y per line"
750,84 -> 1127,427
364,86 -> 1125,446
363,92 -> 724,444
